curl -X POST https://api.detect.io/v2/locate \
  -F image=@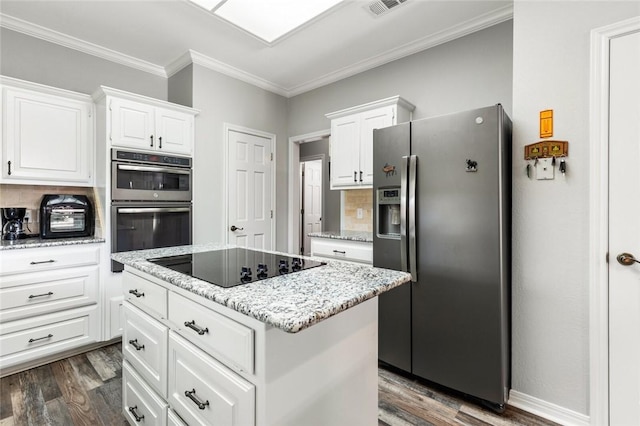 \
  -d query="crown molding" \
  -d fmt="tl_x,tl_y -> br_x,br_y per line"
286,4 -> 514,97
0,13 -> 167,78
166,50 -> 290,97
1,4 -> 513,99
